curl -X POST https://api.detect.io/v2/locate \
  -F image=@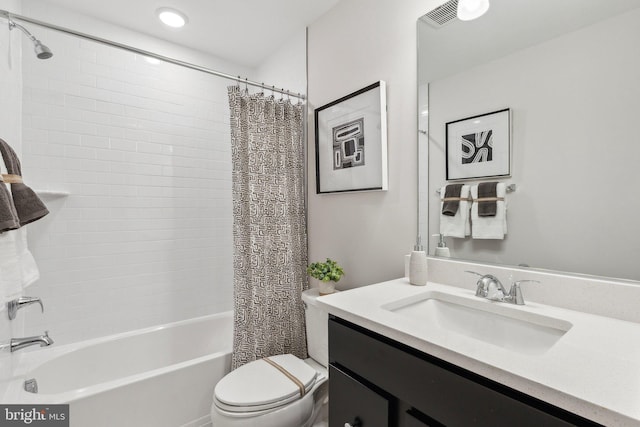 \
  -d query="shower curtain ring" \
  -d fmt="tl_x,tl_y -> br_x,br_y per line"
244,77 -> 249,93
272,85 -> 275,97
